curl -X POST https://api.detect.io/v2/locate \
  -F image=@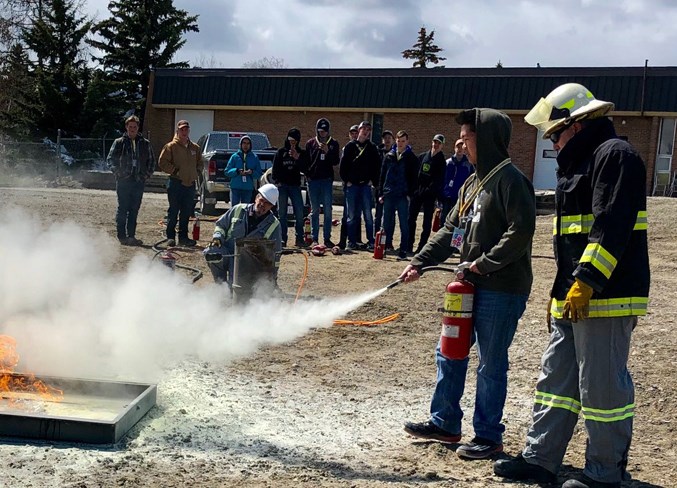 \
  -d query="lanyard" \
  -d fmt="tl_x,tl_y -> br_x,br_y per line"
459,158 -> 511,217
